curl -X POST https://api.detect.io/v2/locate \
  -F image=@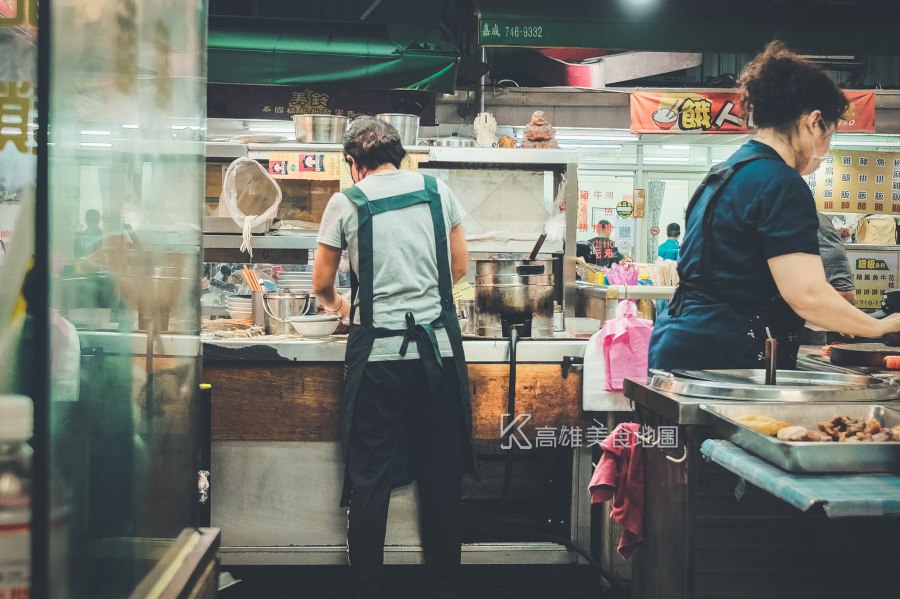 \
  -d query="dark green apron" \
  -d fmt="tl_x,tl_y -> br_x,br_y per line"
667,150 -> 806,368
339,174 -> 474,505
